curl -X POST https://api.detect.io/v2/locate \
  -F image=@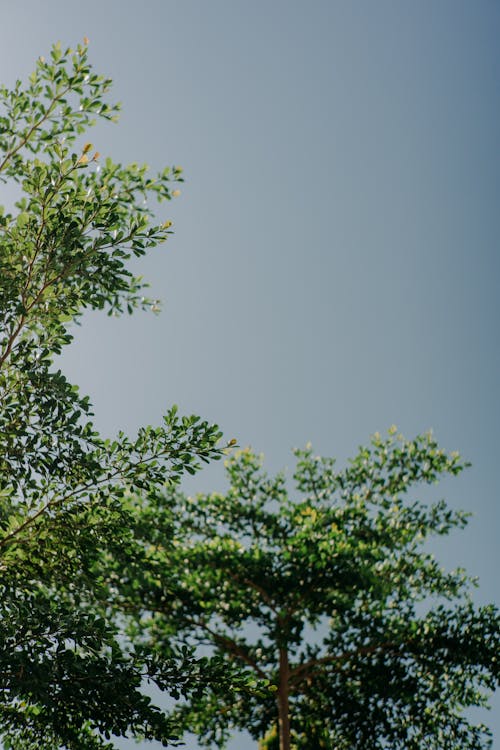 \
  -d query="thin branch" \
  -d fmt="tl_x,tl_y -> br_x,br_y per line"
0,444 -> 185,550
185,615 -> 269,681
289,640 -> 405,687
0,81 -> 74,174
224,568 -> 279,614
